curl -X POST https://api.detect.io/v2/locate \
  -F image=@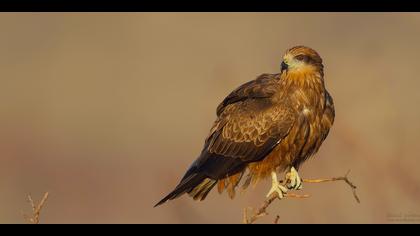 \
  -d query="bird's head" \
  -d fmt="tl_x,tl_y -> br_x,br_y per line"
281,46 -> 324,76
